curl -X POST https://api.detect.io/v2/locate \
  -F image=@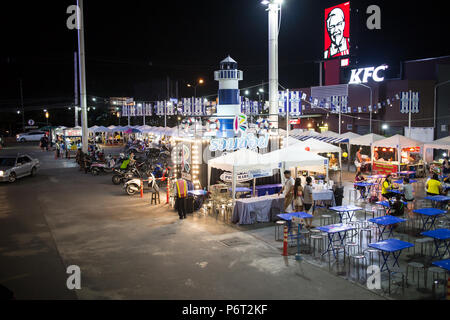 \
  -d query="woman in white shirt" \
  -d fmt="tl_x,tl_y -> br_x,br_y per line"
402,177 -> 414,217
